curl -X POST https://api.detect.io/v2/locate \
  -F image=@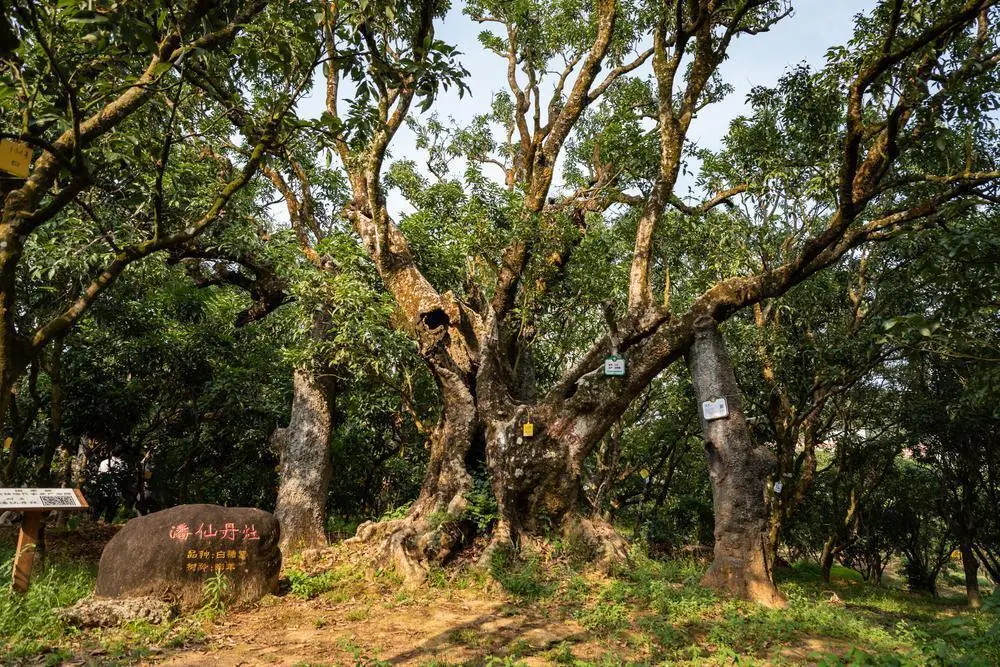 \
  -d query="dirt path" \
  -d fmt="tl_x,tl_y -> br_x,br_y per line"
149,591 -> 606,666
